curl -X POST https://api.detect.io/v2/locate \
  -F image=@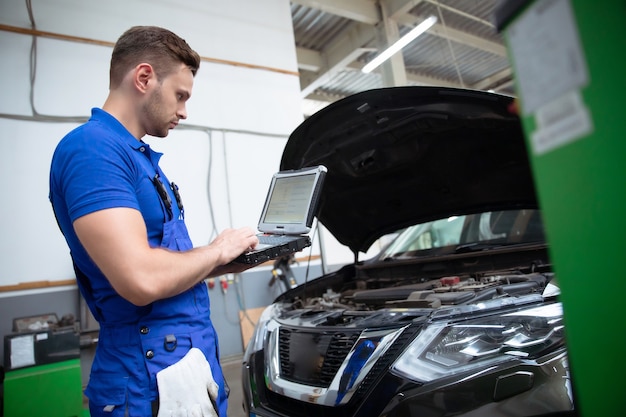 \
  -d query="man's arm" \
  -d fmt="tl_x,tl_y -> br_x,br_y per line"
73,207 -> 258,306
